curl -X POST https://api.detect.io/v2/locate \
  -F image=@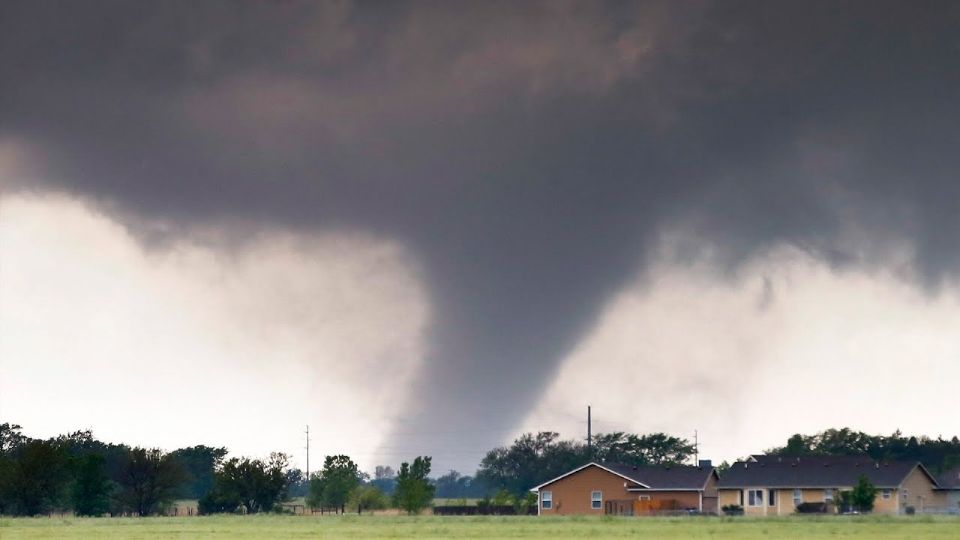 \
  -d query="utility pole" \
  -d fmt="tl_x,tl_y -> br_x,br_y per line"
693,429 -> 698,466
305,425 -> 311,480
587,405 -> 592,459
